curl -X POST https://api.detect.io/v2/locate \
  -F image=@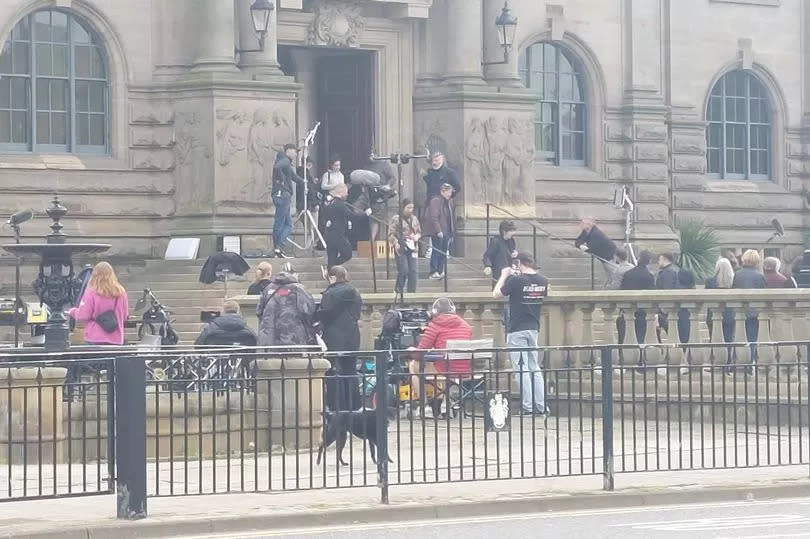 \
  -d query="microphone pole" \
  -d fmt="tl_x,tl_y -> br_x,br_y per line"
301,122 -> 320,251
11,221 -> 21,348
